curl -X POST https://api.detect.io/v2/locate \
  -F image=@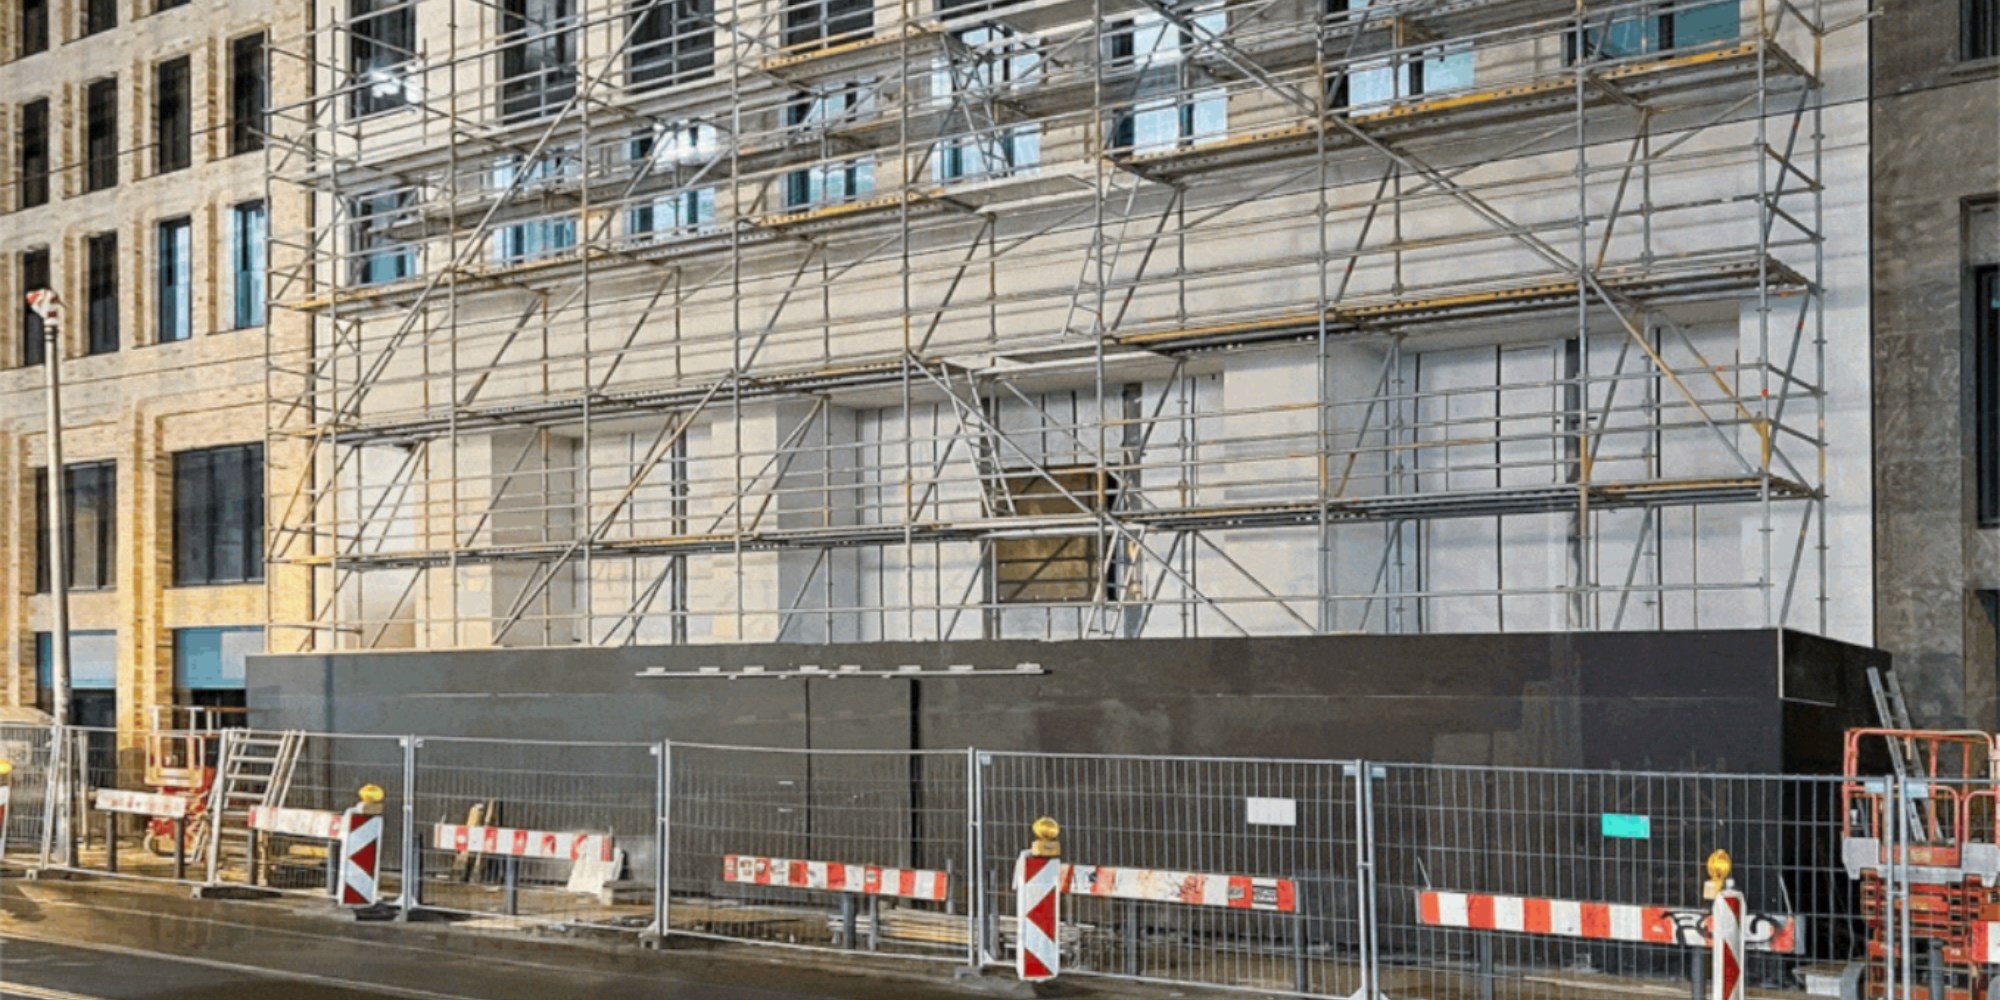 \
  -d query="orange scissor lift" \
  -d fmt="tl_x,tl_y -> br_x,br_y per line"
1841,726 -> 2000,1000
